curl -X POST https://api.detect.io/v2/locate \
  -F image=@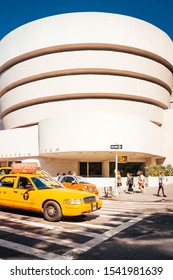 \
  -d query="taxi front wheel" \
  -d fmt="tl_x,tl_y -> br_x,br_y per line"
43,201 -> 62,222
